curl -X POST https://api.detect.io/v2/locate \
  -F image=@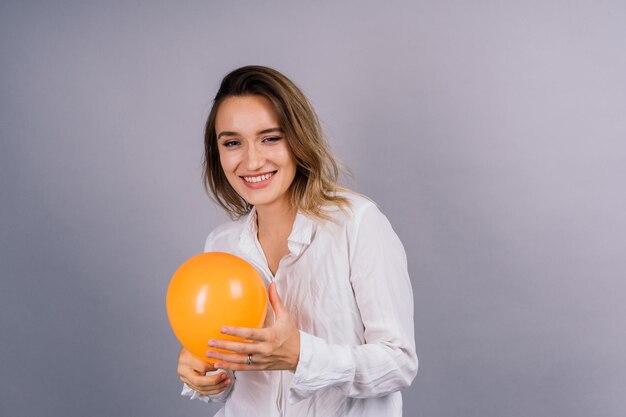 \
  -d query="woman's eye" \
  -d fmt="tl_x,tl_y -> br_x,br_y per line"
262,136 -> 282,143
222,140 -> 240,147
